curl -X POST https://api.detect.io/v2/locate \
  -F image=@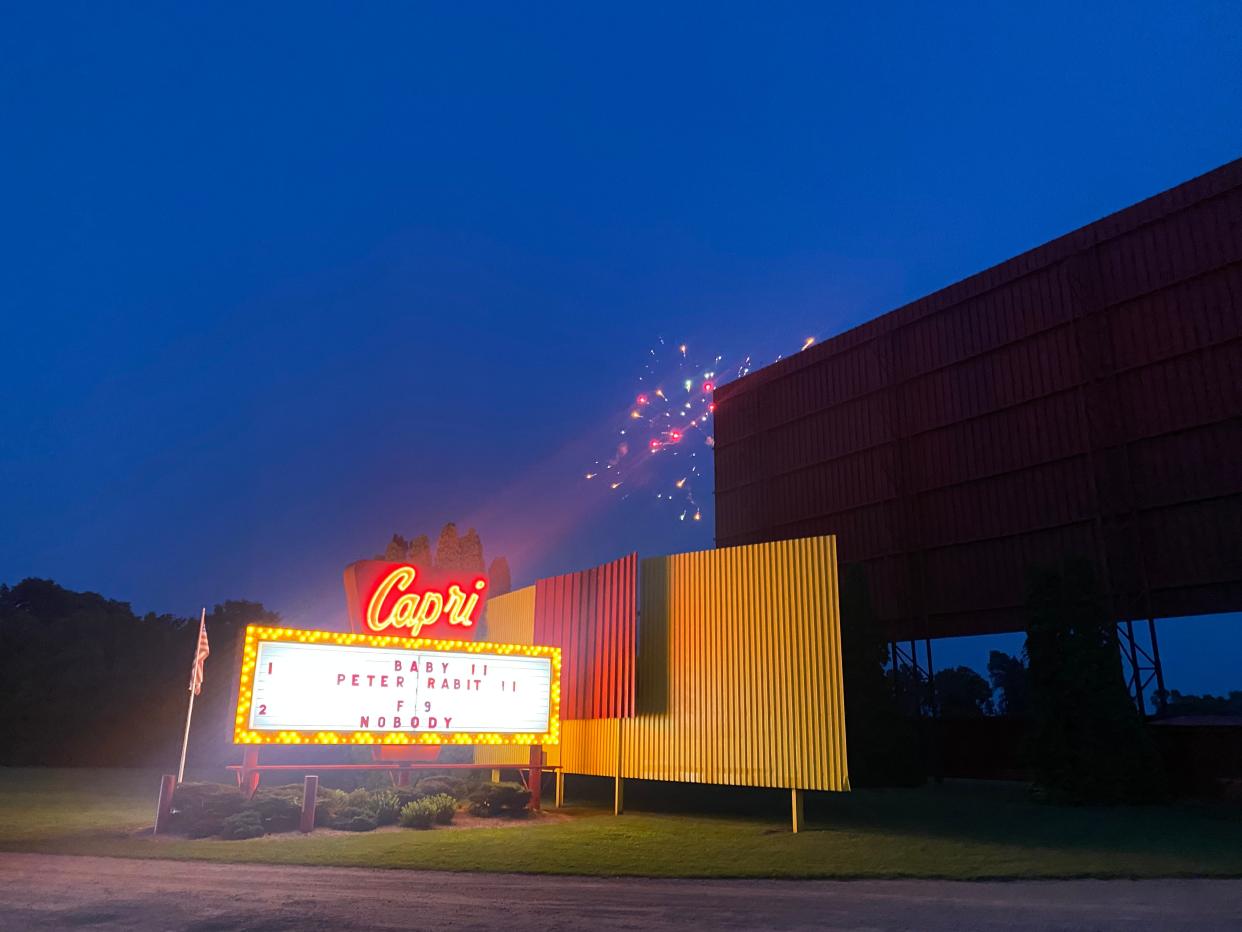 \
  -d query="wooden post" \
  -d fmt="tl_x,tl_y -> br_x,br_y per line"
791,788 -> 805,834
528,745 -> 543,811
300,775 -> 318,833
153,774 -> 176,835
554,770 -> 565,808
613,719 -> 624,815
490,768 -> 501,783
